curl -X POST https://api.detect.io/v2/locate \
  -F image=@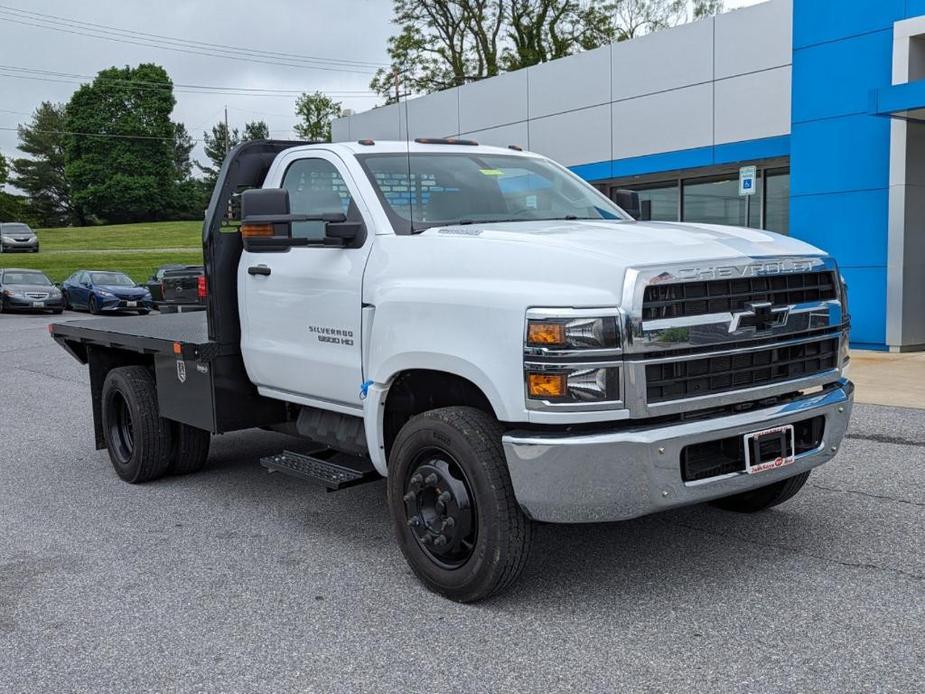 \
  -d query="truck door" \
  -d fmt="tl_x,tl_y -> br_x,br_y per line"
239,152 -> 374,413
